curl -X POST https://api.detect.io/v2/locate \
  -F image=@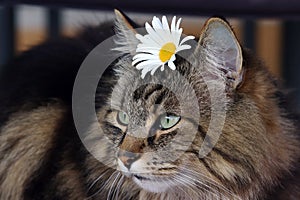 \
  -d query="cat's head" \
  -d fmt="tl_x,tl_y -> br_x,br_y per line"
89,10 -> 298,198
